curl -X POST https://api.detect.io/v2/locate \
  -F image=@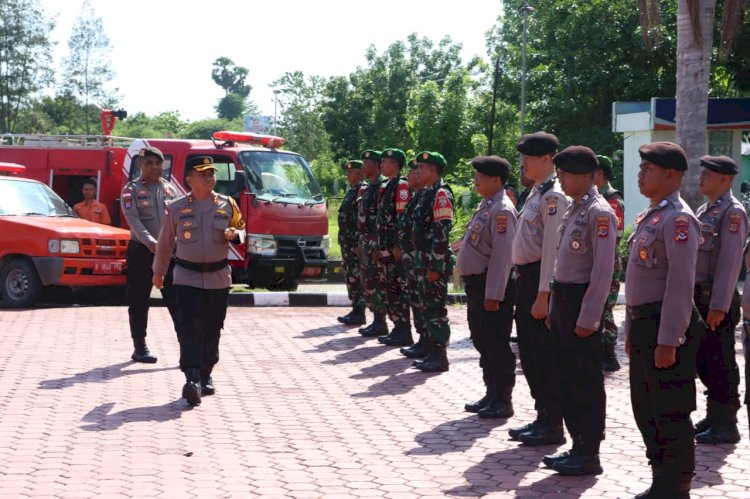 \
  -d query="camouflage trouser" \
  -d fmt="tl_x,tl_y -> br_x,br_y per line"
601,254 -> 622,347
359,239 -> 385,314
402,252 -> 424,334
419,269 -> 451,344
380,253 -> 411,327
342,243 -> 365,309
